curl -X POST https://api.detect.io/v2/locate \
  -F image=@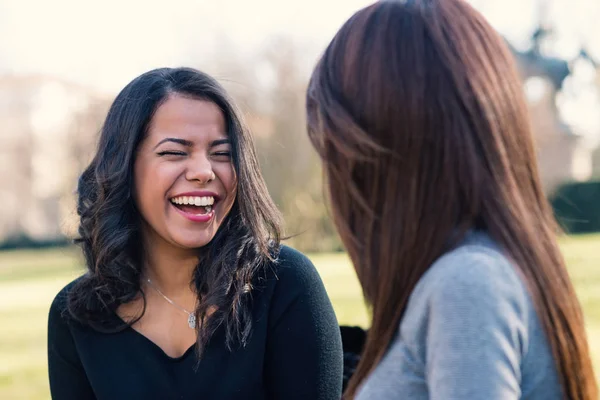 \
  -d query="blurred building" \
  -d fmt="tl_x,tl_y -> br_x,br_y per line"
513,28 -> 600,193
